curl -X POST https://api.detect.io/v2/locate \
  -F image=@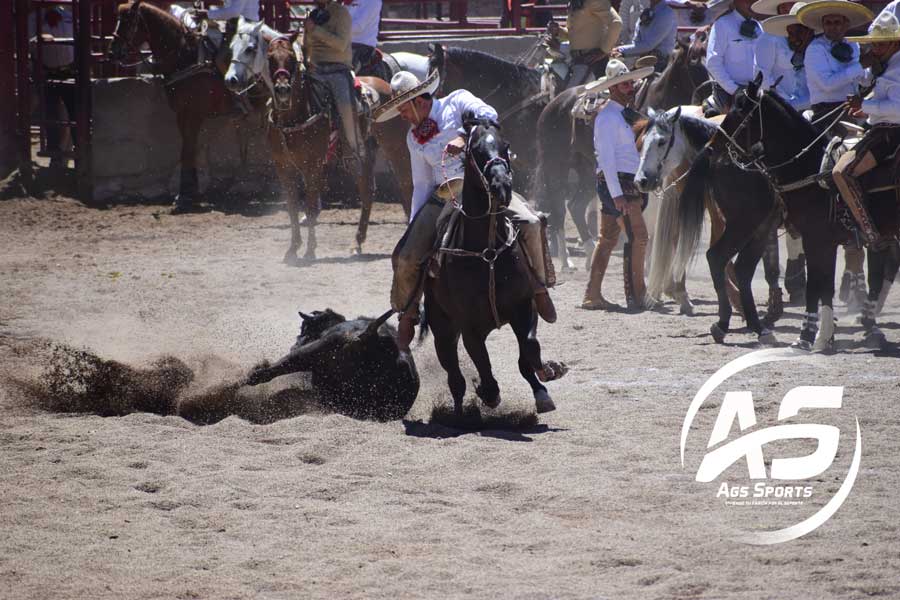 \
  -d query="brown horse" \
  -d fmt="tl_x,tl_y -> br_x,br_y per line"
634,38 -> 709,112
264,37 -> 412,262
108,0 -> 249,212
